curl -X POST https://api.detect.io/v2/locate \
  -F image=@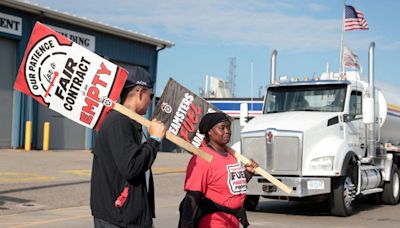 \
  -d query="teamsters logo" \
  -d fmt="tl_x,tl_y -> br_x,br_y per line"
161,102 -> 172,114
